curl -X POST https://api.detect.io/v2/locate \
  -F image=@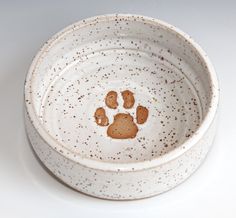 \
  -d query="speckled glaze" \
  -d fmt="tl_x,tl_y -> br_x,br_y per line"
24,14 -> 219,200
